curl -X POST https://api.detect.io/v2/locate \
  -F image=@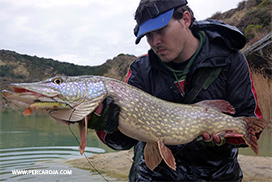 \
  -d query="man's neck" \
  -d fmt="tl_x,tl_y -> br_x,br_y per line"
174,32 -> 200,64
